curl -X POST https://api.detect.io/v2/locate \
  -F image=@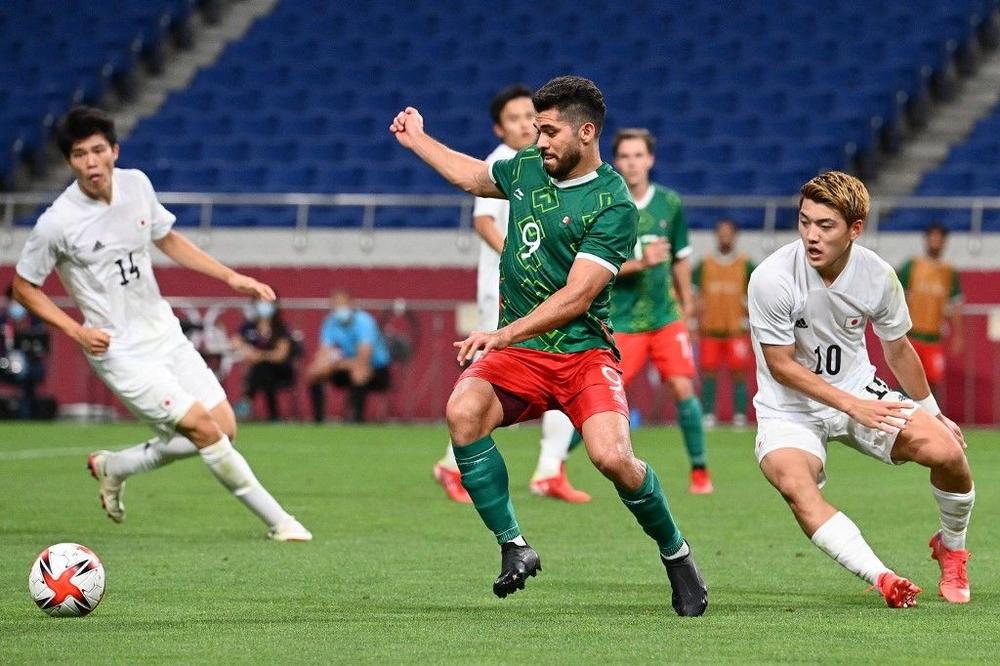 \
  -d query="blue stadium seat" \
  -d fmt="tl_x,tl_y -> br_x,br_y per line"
48,0 -> 990,228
